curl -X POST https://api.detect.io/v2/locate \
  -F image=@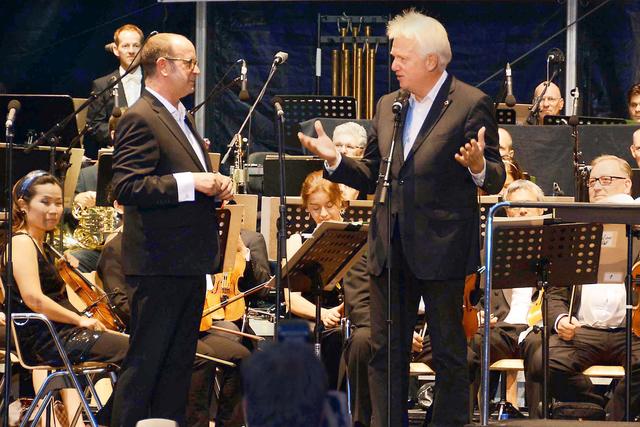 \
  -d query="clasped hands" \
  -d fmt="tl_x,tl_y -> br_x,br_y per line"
298,120 -> 487,173
193,172 -> 234,200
